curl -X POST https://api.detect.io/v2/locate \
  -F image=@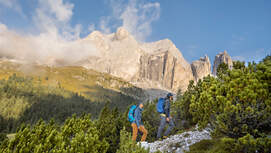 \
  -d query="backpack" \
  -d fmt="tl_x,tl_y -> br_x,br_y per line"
128,105 -> 137,122
156,98 -> 165,113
